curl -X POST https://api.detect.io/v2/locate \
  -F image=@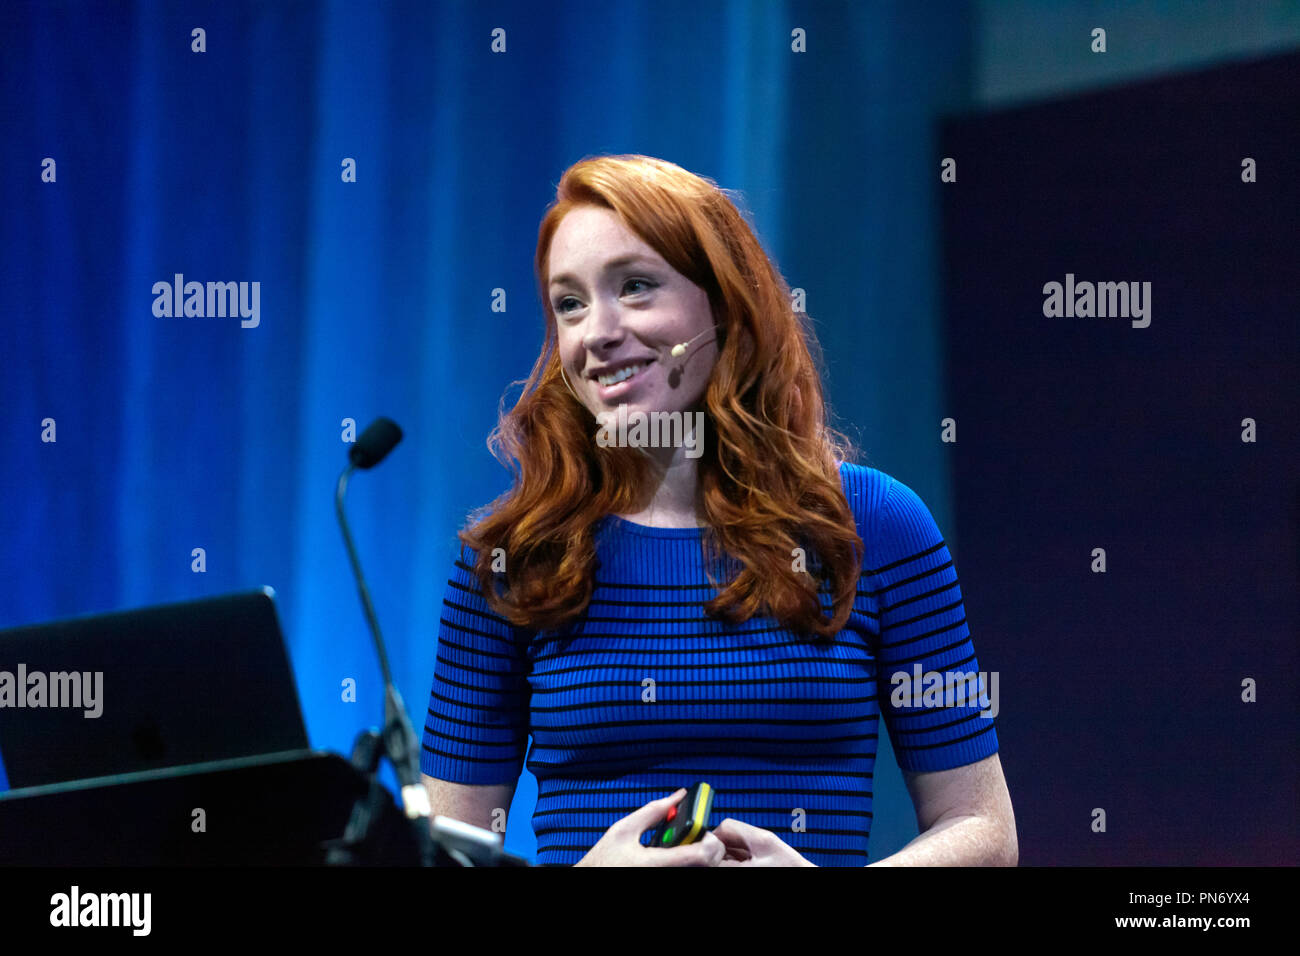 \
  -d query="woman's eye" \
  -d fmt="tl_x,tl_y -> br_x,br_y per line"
554,279 -> 653,315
